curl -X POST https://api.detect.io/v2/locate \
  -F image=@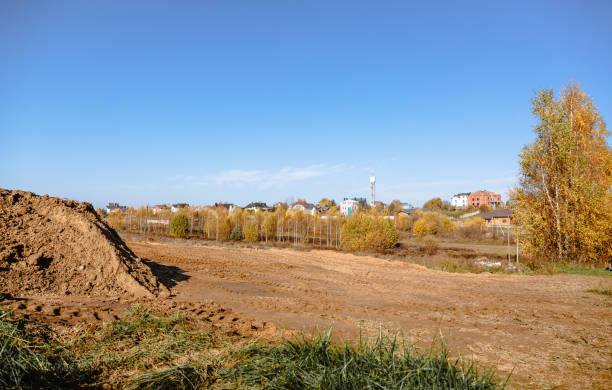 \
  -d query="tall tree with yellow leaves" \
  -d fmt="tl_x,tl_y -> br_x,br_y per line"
512,84 -> 611,266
